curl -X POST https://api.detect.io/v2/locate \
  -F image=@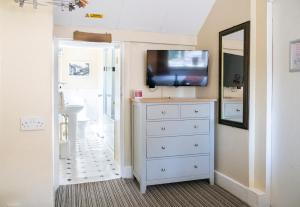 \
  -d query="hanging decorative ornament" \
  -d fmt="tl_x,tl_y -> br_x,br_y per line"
14,0 -> 46,9
14,0 -> 89,11
77,0 -> 88,8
